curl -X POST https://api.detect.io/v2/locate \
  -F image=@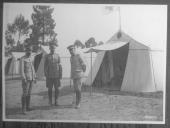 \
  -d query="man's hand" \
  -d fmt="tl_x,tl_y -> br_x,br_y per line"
23,78 -> 27,83
34,76 -> 37,84
82,65 -> 86,72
